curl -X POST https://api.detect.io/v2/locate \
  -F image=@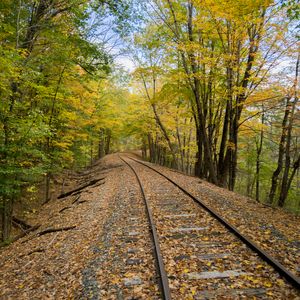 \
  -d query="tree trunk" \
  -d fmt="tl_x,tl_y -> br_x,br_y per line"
175,121 -> 184,171
186,126 -> 192,174
45,173 -> 51,203
278,52 -> 299,207
1,198 -> 13,241
147,134 -> 154,162
98,128 -> 105,159
218,101 -> 230,186
255,110 -> 264,201
194,127 -> 203,177
142,136 -> 147,159
151,103 -> 177,167
268,98 -> 290,204
279,155 -> 300,206
90,140 -> 93,166
246,142 -> 252,197
105,129 -> 111,155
